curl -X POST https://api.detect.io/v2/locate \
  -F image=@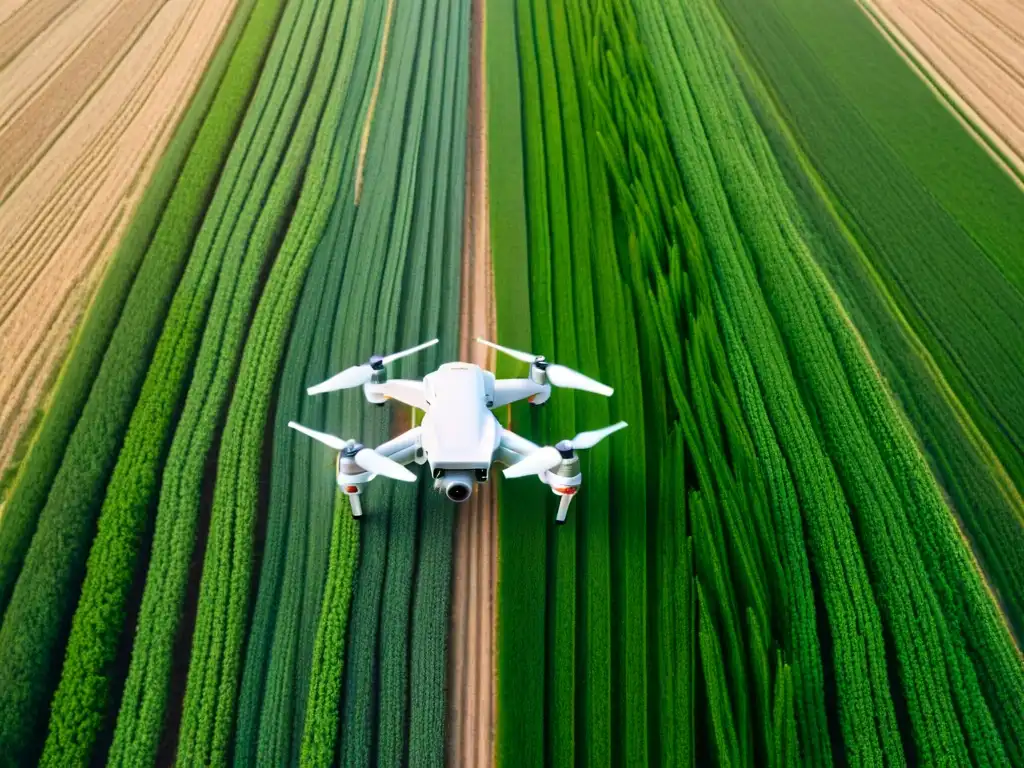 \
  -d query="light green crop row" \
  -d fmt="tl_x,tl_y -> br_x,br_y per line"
174,0 -> 370,761
105,0 -> 341,761
35,0 -> 287,763
0,0 -> 284,761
